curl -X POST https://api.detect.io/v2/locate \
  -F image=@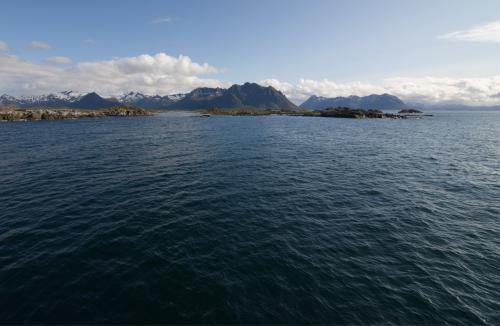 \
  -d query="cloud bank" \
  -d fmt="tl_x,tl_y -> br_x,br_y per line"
27,41 -> 53,49
261,77 -> 500,105
45,56 -> 72,65
2,51 -> 500,105
0,41 -> 8,51
0,53 -> 224,96
440,20 -> 500,43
